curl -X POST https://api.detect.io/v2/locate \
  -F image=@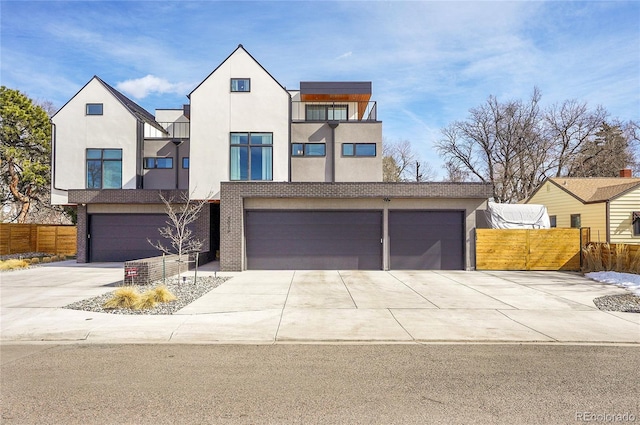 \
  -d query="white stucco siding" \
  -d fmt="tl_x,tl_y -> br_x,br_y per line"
51,78 -> 138,204
189,48 -> 290,200
609,188 -> 640,244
